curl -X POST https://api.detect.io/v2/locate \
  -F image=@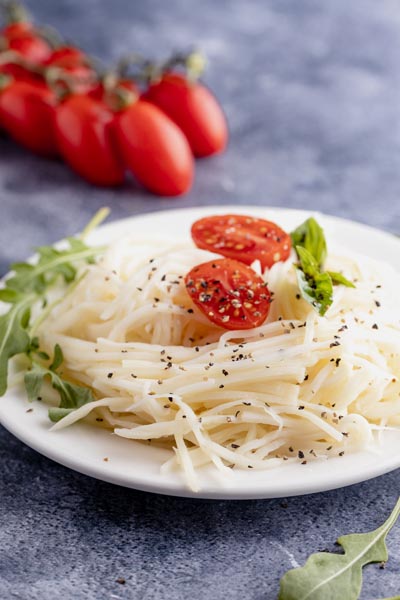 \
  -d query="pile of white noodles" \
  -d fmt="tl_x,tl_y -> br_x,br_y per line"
38,235 -> 400,491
